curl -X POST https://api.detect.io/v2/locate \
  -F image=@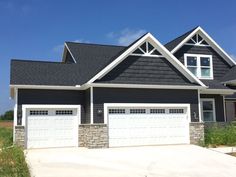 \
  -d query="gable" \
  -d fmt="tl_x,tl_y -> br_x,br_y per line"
95,55 -> 197,86
168,27 -> 236,67
174,45 -> 231,80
